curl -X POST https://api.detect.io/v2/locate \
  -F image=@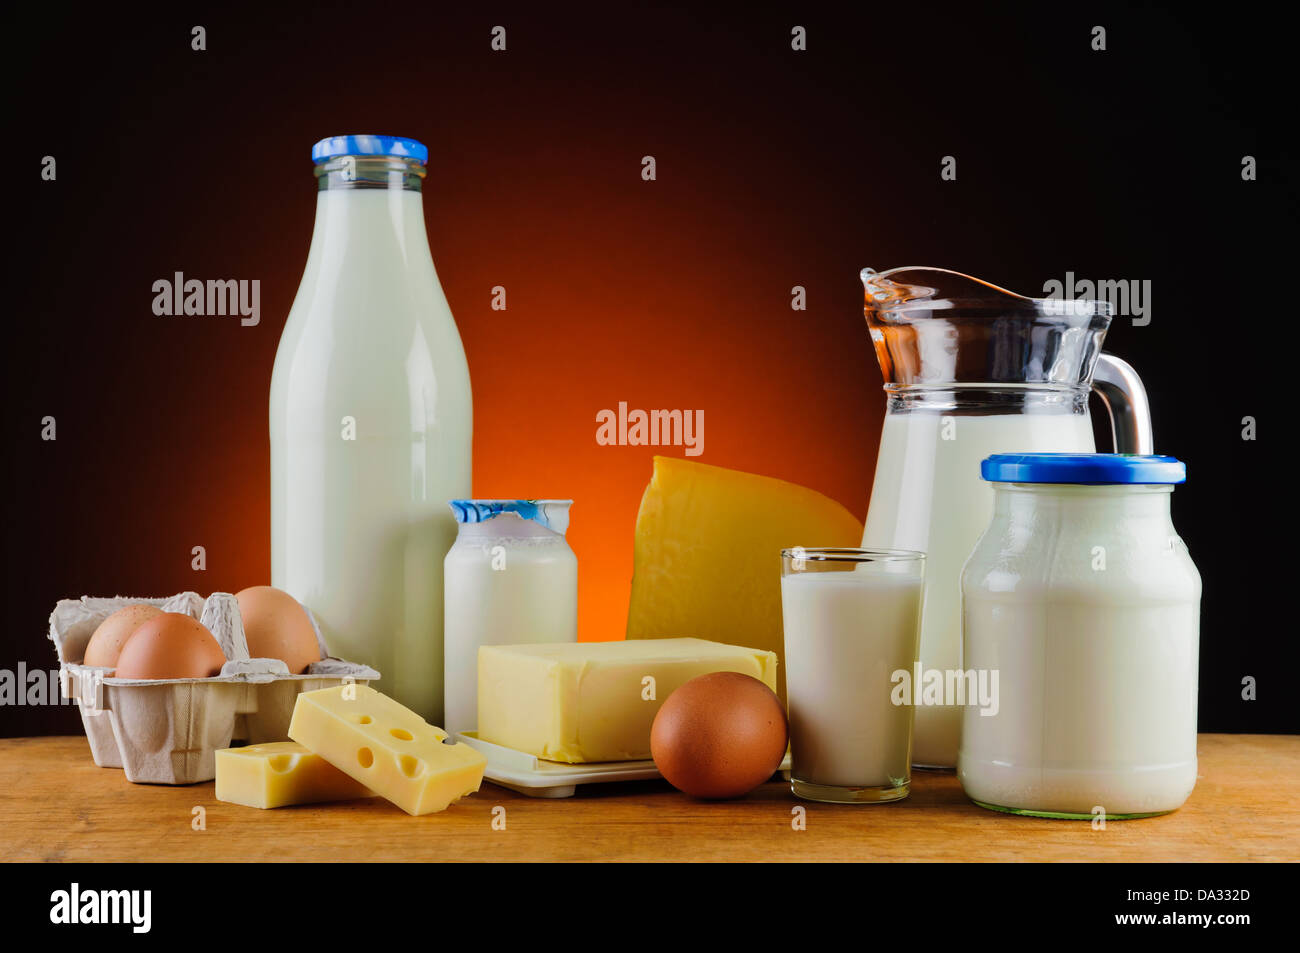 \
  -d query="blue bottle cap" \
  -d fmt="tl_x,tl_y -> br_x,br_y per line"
981,453 -> 1186,485
449,500 -> 573,534
311,135 -> 428,163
